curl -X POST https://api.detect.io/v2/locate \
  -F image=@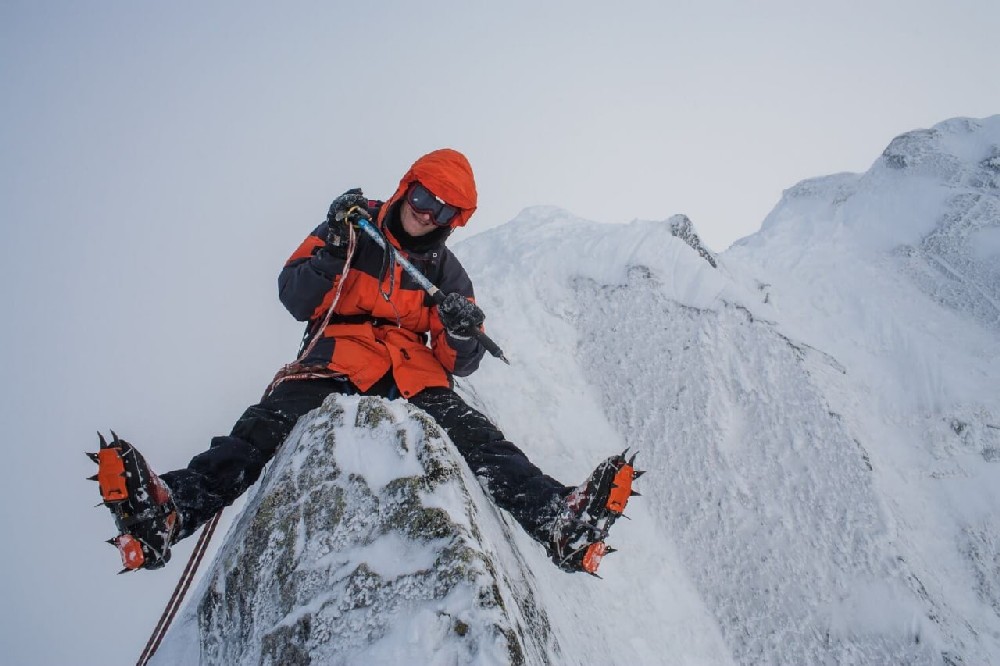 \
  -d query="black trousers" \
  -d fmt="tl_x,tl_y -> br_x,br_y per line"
161,377 -> 568,545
